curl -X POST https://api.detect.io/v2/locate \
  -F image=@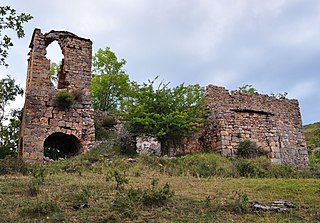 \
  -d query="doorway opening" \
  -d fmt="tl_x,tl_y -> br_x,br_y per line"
43,132 -> 81,160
